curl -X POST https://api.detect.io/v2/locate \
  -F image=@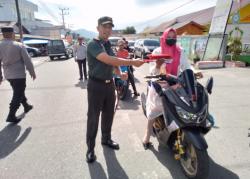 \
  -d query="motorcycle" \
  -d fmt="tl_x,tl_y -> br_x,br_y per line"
141,69 -> 214,179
